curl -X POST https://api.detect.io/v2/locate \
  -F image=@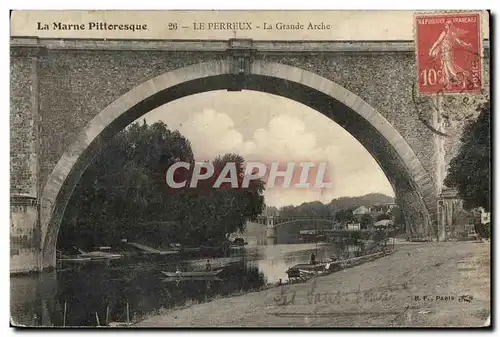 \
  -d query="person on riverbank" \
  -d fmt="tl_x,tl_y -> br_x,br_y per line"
310,253 -> 316,265
205,260 -> 212,271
